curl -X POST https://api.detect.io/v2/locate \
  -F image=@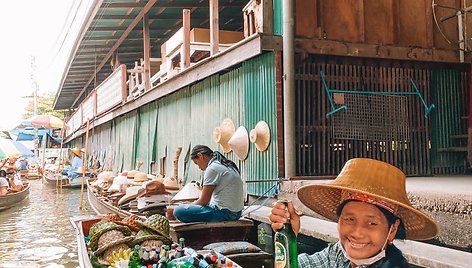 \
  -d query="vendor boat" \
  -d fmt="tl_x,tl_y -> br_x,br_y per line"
42,170 -> 84,188
0,184 -> 31,211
